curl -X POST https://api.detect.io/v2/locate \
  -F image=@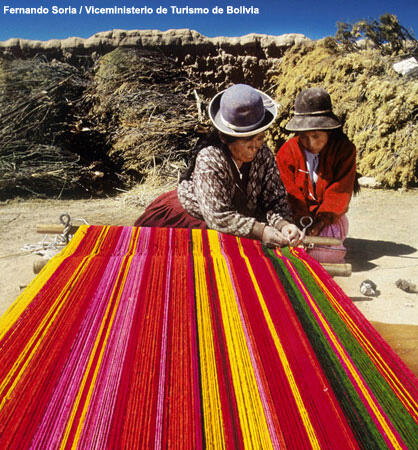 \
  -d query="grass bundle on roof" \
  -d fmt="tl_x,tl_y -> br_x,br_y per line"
270,39 -> 417,188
